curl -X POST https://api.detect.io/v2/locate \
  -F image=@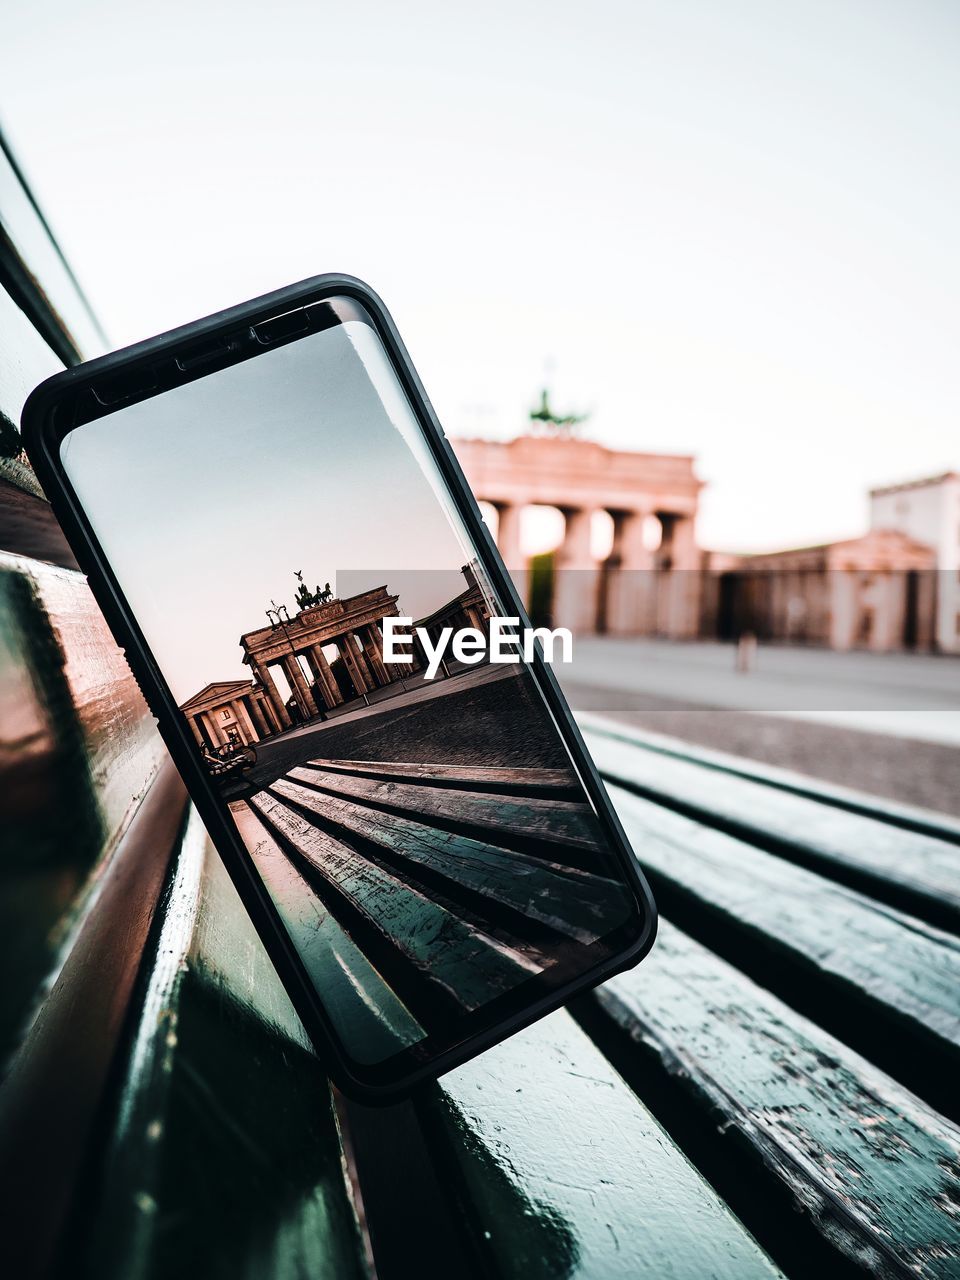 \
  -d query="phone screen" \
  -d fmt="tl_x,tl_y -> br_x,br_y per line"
59,300 -> 641,1075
